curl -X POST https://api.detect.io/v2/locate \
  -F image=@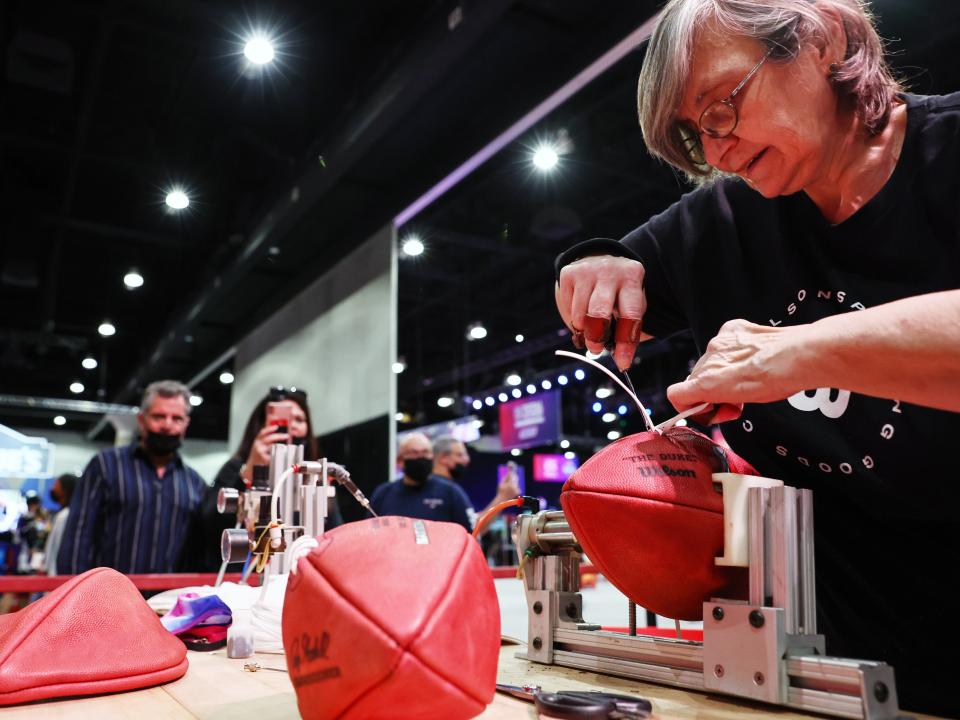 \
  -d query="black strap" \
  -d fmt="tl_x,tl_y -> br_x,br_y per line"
554,238 -> 643,283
